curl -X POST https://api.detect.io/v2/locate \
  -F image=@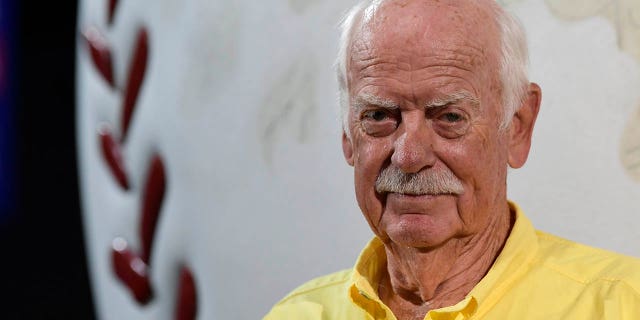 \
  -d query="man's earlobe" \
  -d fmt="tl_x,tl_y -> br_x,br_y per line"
508,83 -> 541,169
342,132 -> 354,166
